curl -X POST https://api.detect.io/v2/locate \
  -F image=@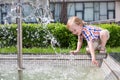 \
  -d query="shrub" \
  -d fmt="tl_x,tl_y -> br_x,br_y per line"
0,23 -> 120,48
99,23 -> 120,47
47,23 -> 77,49
0,24 -> 17,48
